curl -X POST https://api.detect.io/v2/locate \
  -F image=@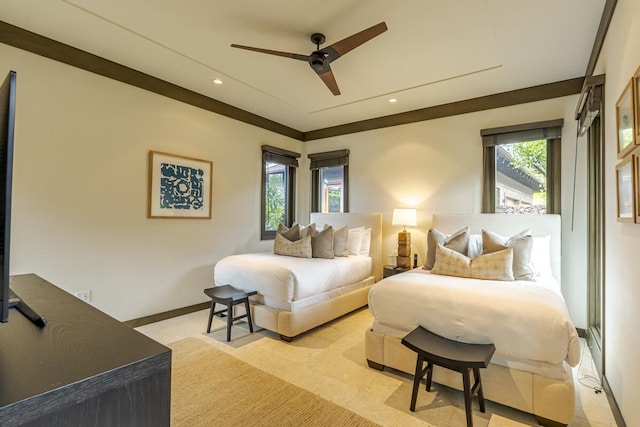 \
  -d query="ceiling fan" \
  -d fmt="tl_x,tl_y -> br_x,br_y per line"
231,22 -> 387,96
